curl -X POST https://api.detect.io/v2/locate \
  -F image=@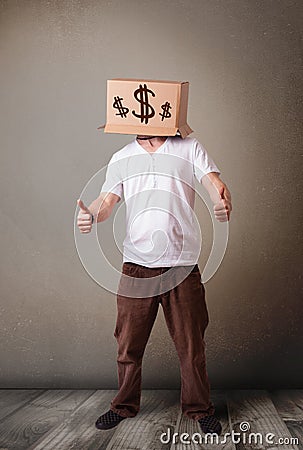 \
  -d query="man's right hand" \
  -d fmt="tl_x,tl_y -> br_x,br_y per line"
77,199 -> 93,234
